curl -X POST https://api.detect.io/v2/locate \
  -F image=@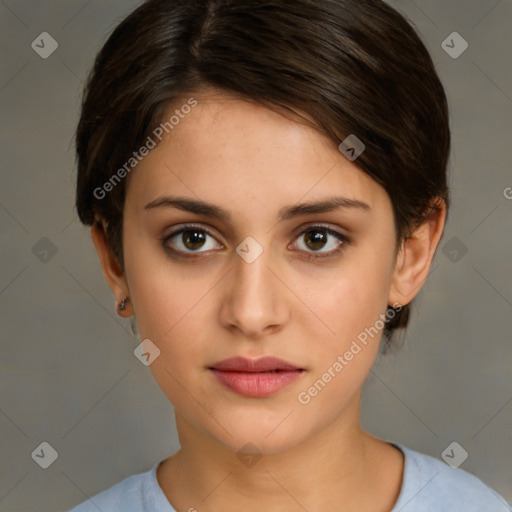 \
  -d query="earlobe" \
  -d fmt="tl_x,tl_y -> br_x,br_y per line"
90,218 -> 132,316
388,199 -> 447,307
